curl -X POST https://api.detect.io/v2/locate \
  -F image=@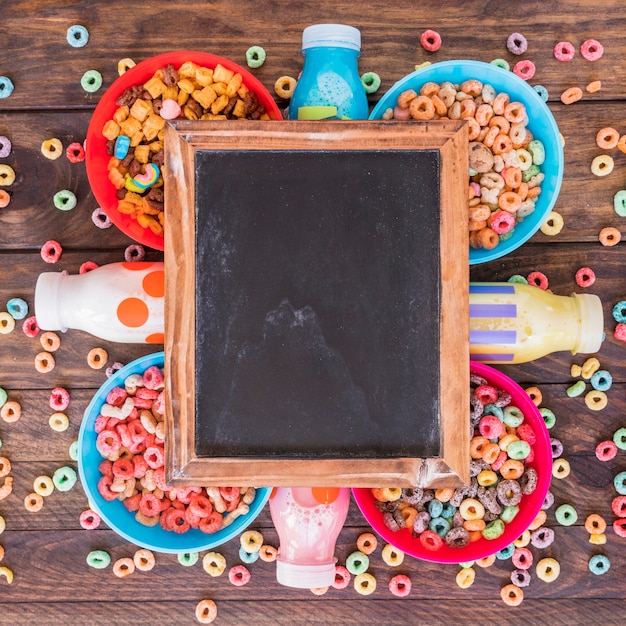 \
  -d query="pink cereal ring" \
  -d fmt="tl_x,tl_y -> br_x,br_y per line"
98,459 -> 113,478
554,41 -> 575,61
581,39 -> 604,61
79,509 -> 101,530
144,445 -> 164,469
79,261 -> 99,274
516,423 -> 537,446
153,391 -> 165,415
512,547 -> 533,570
219,486 -> 241,502
491,449 -> 508,472
474,384 -> 499,405
228,565 -> 251,587
22,316 -> 40,337
189,494 -> 213,519
106,386 -> 127,407
527,271 -> 549,290
199,510 -> 224,534
389,574 -> 412,597
513,60 -> 536,81
132,454 -> 148,479
332,565 -> 351,589
479,415 -> 504,439
139,493 -> 161,517
575,267 -> 596,288
488,209 -> 515,235
96,429 -> 121,455
143,365 -> 164,390
66,142 -> 85,163
595,440 -> 617,462
40,240 -> 63,263
127,419 -> 147,444
97,475 -> 119,501
612,495 -> 626,518
50,387 -> 70,411
112,457 -> 135,480
420,29 -> 442,52
614,323 -> 626,343
613,518 -> 626,537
